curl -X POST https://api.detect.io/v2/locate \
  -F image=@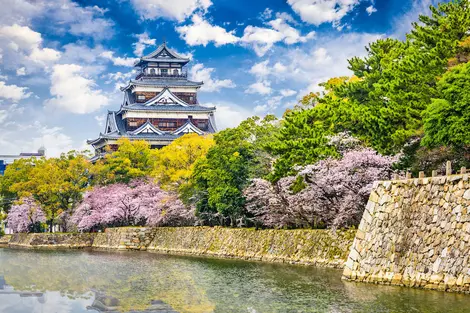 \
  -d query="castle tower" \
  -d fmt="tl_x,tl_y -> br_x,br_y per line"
87,42 -> 217,160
